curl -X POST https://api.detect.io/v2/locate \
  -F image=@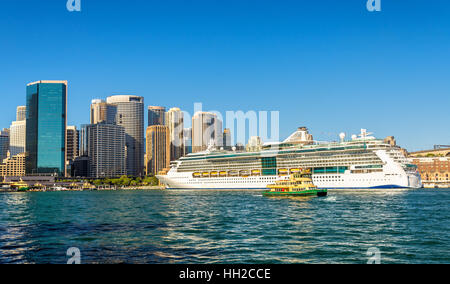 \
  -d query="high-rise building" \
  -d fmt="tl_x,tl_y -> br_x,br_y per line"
0,130 -> 10,161
223,128 -> 232,150
66,126 -> 79,162
183,128 -> 192,156
9,120 -> 26,157
192,112 -> 222,153
26,80 -> 67,176
145,125 -> 170,175
79,124 -> 89,157
107,95 -> 144,176
71,156 -> 90,178
90,99 -> 118,125
165,108 -> 184,161
0,153 -> 25,177
216,120 -> 223,148
9,106 -> 27,157
148,106 -> 166,126
87,123 -> 126,178
16,106 -> 27,121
